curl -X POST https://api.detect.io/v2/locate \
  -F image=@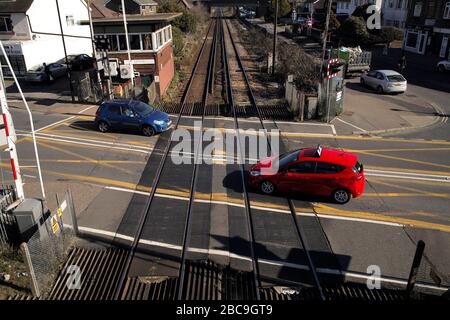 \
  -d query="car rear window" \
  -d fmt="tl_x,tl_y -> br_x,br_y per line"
276,150 -> 301,168
387,75 -> 405,82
